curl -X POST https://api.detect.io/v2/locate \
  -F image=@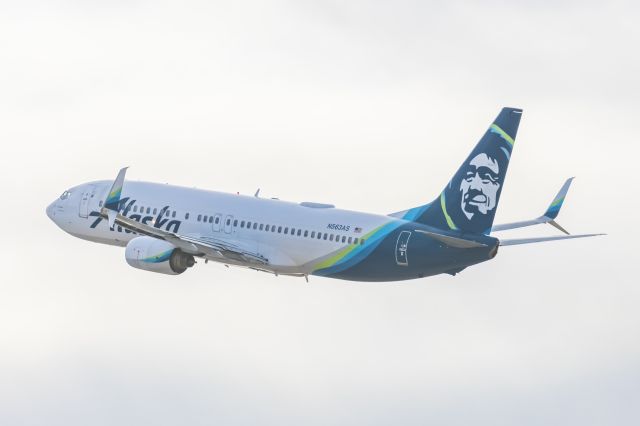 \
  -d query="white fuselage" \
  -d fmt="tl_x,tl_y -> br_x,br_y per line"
47,180 -> 402,275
